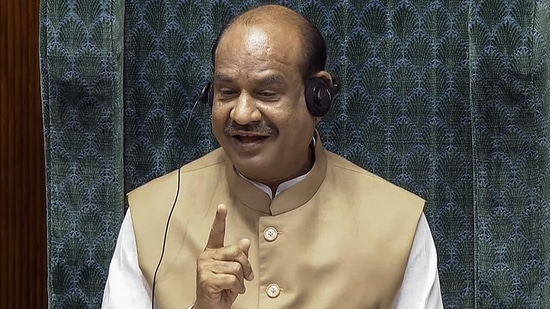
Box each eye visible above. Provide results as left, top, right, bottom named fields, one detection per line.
left=257, top=90, right=277, bottom=99
left=219, top=88, right=238, bottom=97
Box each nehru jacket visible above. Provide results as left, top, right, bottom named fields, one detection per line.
left=129, top=136, right=425, bottom=309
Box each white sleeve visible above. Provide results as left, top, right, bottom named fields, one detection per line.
left=101, top=209, right=154, bottom=309
left=393, top=213, right=444, bottom=309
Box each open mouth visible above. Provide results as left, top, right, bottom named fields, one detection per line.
left=234, top=135, right=269, bottom=143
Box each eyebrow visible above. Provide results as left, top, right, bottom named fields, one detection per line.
left=259, top=74, right=285, bottom=85
left=214, top=74, right=286, bottom=86
left=214, top=74, right=233, bottom=83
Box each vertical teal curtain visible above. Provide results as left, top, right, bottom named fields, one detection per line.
left=40, top=0, right=125, bottom=307
left=470, top=0, right=550, bottom=306
left=40, top=0, right=550, bottom=308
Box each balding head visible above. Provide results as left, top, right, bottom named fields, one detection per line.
left=233, top=4, right=308, bottom=28
left=212, top=4, right=327, bottom=83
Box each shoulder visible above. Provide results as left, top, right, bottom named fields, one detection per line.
left=324, top=150, right=424, bottom=205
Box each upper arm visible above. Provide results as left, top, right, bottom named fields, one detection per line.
left=392, top=213, right=444, bottom=309
left=101, top=209, right=153, bottom=309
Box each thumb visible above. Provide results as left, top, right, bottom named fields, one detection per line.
left=237, top=238, right=254, bottom=281
left=237, top=238, right=251, bottom=256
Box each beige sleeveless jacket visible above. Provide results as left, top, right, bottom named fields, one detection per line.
left=129, top=137, right=424, bottom=309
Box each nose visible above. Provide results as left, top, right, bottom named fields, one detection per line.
left=230, top=92, right=261, bottom=125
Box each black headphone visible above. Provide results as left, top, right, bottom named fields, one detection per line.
left=199, top=76, right=340, bottom=117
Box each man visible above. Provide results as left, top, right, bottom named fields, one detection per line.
left=102, top=4, right=443, bottom=309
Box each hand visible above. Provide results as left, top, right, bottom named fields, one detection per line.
left=194, top=204, right=254, bottom=309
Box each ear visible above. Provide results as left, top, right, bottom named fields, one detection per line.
left=313, top=70, right=333, bottom=87
left=309, top=70, right=334, bottom=123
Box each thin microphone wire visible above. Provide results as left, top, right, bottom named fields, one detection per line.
left=151, top=168, right=180, bottom=309
left=150, top=96, right=203, bottom=309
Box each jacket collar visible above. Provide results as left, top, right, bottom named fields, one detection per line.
left=226, top=132, right=327, bottom=215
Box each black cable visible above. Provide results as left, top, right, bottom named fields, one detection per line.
left=151, top=167, right=181, bottom=309
left=150, top=96, right=202, bottom=308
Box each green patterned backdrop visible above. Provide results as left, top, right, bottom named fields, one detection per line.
left=40, top=0, right=550, bottom=308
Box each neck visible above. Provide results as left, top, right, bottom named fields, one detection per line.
left=265, top=145, right=315, bottom=196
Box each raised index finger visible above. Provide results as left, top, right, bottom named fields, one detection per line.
left=205, top=204, right=227, bottom=249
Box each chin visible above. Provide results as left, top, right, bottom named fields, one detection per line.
left=232, top=157, right=272, bottom=178
left=233, top=157, right=265, bottom=171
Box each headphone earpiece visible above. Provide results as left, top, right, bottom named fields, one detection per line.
left=304, top=77, right=338, bottom=117
left=200, top=83, right=213, bottom=107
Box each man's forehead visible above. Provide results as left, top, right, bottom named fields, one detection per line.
left=242, top=27, right=270, bottom=50
left=216, top=24, right=301, bottom=62
left=218, top=23, right=297, bottom=48
left=216, top=26, right=271, bottom=56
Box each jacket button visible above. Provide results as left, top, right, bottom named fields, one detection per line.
left=263, top=227, right=278, bottom=241
left=266, top=283, right=281, bottom=298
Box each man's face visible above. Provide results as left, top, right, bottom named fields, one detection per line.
left=211, top=23, right=318, bottom=187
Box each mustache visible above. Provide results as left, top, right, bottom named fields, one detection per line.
left=224, top=121, right=278, bottom=136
